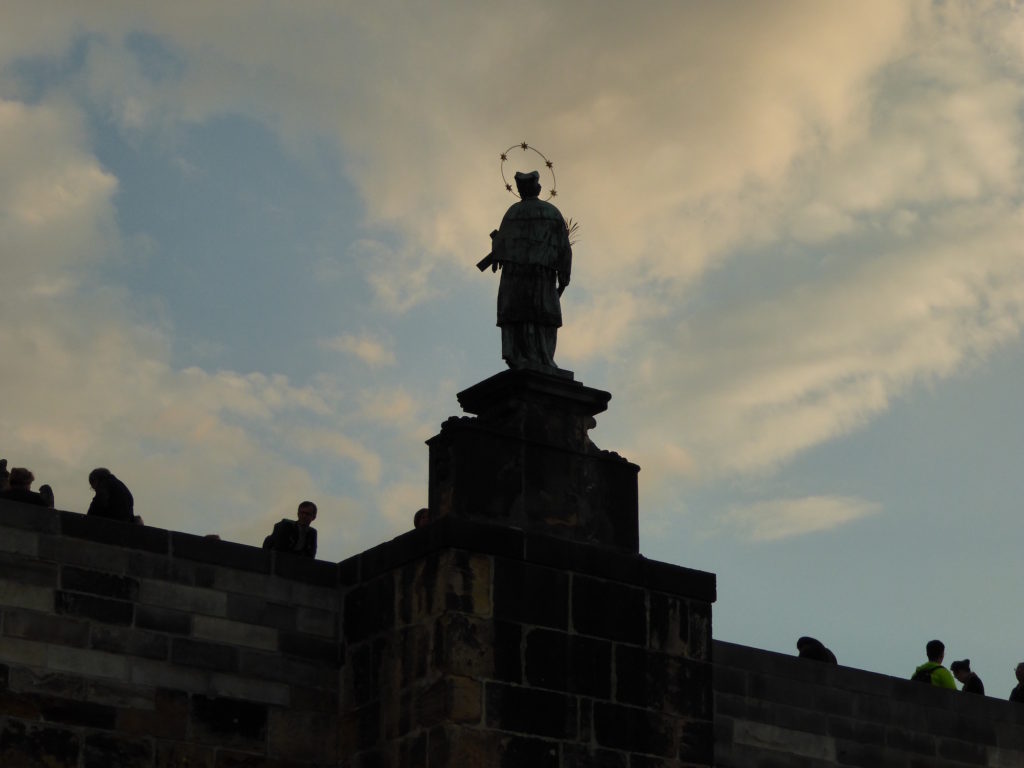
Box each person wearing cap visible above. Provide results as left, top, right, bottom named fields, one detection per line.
left=487, top=170, right=572, bottom=370
left=911, top=639, right=957, bottom=689
left=1010, top=663, right=1024, bottom=703
left=950, top=659, right=985, bottom=694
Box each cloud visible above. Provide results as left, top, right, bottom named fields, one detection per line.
left=715, top=495, right=882, bottom=541
left=320, top=331, right=396, bottom=368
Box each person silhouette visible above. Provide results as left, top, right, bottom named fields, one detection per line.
left=950, top=659, right=984, bottom=694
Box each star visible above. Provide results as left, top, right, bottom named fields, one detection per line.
left=520, top=142, right=529, bottom=150
left=500, top=153, right=507, bottom=161
left=506, top=184, right=513, bottom=192
left=546, top=160, right=553, bottom=168
left=550, top=189, right=558, bottom=196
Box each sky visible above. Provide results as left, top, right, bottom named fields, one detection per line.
left=2, top=1, right=1024, bottom=697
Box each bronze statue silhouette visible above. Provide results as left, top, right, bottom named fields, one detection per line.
left=479, top=170, right=572, bottom=371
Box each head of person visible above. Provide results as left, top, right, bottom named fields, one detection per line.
left=296, top=501, right=317, bottom=528
left=950, top=659, right=971, bottom=682
left=38, top=484, right=54, bottom=508
left=88, top=467, right=112, bottom=491
left=8, top=467, right=34, bottom=490
left=1016, top=663, right=1024, bottom=685
left=796, top=637, right=819, bottom=653
left=413, top=507, right=430, bottom=529
left=514, top=170, right=542, bottom=200
left=0, top=458, right=8, bottom=490
left=926, top=639, right=945, bottom=663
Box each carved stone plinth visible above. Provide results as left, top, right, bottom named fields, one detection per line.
left=427, top=369, right=640, bottom=552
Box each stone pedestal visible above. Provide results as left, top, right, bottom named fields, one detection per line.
left=427, top=369, right=640, bottom=553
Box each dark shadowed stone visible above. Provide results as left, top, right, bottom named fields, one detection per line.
left=572, top=575, right=646, bottom=644
left=500, top=735, right=559, bottom=768
left=54, top=590, right=133, bottom=625
left=191, top=695, right=267, bottom=750
left=493, top=557, right=568, bottom=629
left=61, top=566, right=139, bottom=600
left=344, top=574, right=395, bottom=643
left=39, top=698, right=117, bottom=729
left=493, top=620, right=523, bottom=684
left=485, top=682, right=577, bottom=739
left=172, top=638, right=239, bottom=672
left=91, top=625, right=169, bottom=659
left=83, top=733, right=152, bottom=768
left=155, top=741, right=215, bottom=768
left=171, top=532, right=271, bottom=573
left=592, top=702, right=676, bottom=756
left=0, top=719, right=79, bottom=767
left=561, top=744, right=628, bottom=768
left=60, top=511, right=169, bottom=553
left=225, top=594, right=297, bottom=632
left=4, top=610, right=90, bottom=647
left=135, top=604, right=192, bottom=635
left=0, top=552, right=58, bottom=586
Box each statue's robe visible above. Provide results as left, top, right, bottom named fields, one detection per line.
left=492, top=197, right=572, bottom=368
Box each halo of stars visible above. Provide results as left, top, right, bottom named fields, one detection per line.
left=500, top=142, right=558, bottom=200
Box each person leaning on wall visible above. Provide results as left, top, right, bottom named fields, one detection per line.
left=950, top=659, right=985, bottom=695
left=86, top=468, right=135, bottom=523
left=0, top=467, right=48, bottom=507
left=262, top=501, right=318, bottom=558
left=1010, top=663, right=1024, bottom=703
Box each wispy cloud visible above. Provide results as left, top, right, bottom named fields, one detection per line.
left=320, top=331, right=396, bottom=368
left=716, top=496, right=882, bottom=542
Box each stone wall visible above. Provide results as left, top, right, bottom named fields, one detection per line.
left=0, top=499, right=341, bottom=768
left=714, top=640, right=1024, bottom=768
left=340, top=516, right=716, bottom=767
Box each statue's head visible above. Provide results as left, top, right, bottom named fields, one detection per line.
left=514, top=170, right=542, bottom=199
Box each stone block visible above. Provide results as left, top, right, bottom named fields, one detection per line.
left=592, top=702, right=677, bottom=757
left=885, top=725, right=936, bottom=756
left=4, top=609, right=89, bottom=647
left=0, top=529, right=38, bottom=557
left=39, top=535, right=131, bottom=574
left=345, top=574, right=396, bottom=643
left=0, top=552, right=53, bottom=584
left=493, top=620, right=523, bottom=684
left=272, top=552, right=339, bottom=586
left=340, top=703, right=381, bottom=753
left=0, top=636, right=48, bottom=667
left=572, top=575, right=646, bottom=645
left=83, top=732, right=153, bottom=768
left=118, top=689, right=189, bottom=739
left=60, top=511, right=169, bottom=553
left=193, top=615, right=278, bottom=652
left=485, top=682, right=577, bottom=740
left=139, top=580, right=228, bottom=617
left=61, top=566, right=140, bottom=601
left=47, top=645, right=130, bottom=682
left=938, top=736, right=988, bottom=765
left=349, top=637, right=390, bottom=707
left=493, top=557, right=568, bottom=629
left=84, top=678, right=154, bottom=708
left=155, top=740, right=215, bottom=768
left=226, top=594, right=298, bottom=632
left=443, top=551, right=491, bottom=616
left=0, top=501, right=60, bottom=533
left=433, top=613, right=494, bottom=679
left=191, top=694, right=267, bottom=750
left=171, top=532, right=271, bottom=573
left=498, top=733, right=559, bottom=768
left=210, top=673, right=290, bottom=706
left=39, top=696, right=118, bottom=729
left=278, top=631, right=339, bottom=663
left=0, top=580, right=53, bottom=612
left=135, top=604, right=193, bottom=635
left=648, top=592, right=689, bottom=655
left=238, top=648, right=332, bottom=689
left=268, top=707, right=338, bottom=763
left=54, top=590, right=133, bottom=625
left=295, top=605, right=338, bottom=638
left=129, top=658, right=209, bottom=693
left=560, top=744, right=629, bottom=768
left=128, top=551, right=199, bottom=585
left=172, top=638, right=239, bottom=673
left=679, top=718, right=714, bottom=765
left=289, top=685, right=337, bottom=713
left=417, top=676, right=482, bottom=727
left=91, top=625, right=169, bottom=660
left=9, top=667, right=85, bottom=699
left=525, top=628, right=611, bottom=698
left=0, top=719, right=80, bottom=767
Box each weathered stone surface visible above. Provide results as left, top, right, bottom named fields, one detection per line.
left=155, top=740, right=215, bottom=768
left=485, top=682, right=577, bottom=740
left=82, top=732, right=152, bottom=768
left=268, top=707, right=337, bottom=763
left=118, top=689, right=189, bottom=739
left=191, top=695, right=267, bottom=750
left=0, top=719, right=79, bottom=767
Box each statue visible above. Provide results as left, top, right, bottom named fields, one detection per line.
left=479, top=170, right=572, bottom=370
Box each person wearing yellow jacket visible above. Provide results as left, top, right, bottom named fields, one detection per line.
left=911, top=639, right=957, bottom=689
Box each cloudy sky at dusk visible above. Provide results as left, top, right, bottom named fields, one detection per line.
left=3, top=2, right=1024, bottom=695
